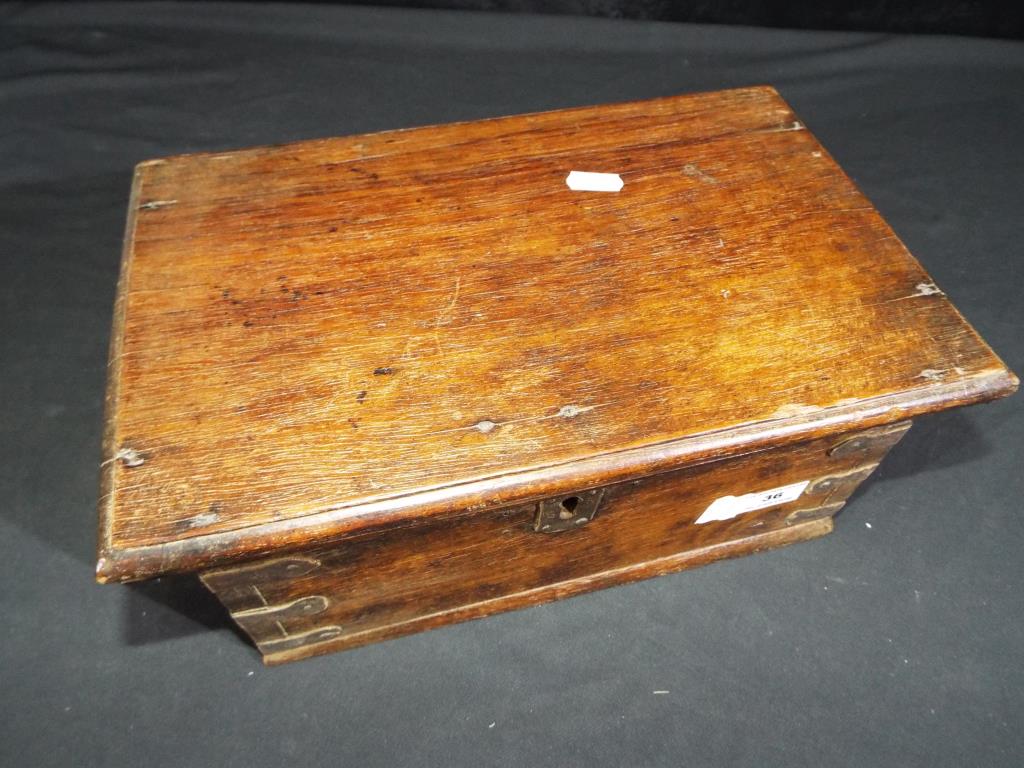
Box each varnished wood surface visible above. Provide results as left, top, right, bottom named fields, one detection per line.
left=202, top=424, right=907, bottom=663
left=261, top=519, right=837, bottom=664
left=98, top=85, right=1016, bottom=581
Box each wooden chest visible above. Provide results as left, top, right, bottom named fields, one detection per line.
left=97, top=86, right=1017, bottom=664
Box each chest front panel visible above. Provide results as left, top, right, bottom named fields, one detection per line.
left=202, top=421, right=910, bottom=664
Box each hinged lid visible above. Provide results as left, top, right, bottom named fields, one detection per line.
left=97, top=86, right=1016, bottom=582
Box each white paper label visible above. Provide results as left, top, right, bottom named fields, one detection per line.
left=695, top=480, right=809, bottom=525
left=565, top=170, right=624, bottom=192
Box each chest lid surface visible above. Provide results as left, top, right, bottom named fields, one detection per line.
left=97, top=85, right=1016, bottom=582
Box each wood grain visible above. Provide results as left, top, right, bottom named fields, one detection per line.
left=97, top=85, right=1016, bottom=582
left=201, top=423, right=907, bottom=663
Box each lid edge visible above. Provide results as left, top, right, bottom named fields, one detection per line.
left=96, top=365, right=1016, bottom=583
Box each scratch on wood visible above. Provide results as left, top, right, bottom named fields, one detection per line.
left=188, top=511, right=220, bottom=528
left=880, top=282, right=946, bottom=304
left=759, top=121, right=804, bottom=134
left=139, top=199, right=178, bottom=210
left=434, top=277, right=462, bottom=356
left=111, top=447, right=145, bottom=468
left=433, top=403, right=606, bottom=437
left=914, top=282, right=943, bottom=297
left=682, top=164, right=718, bottom=184
left=557, top=404, right=596, bottom=419
left=770, top=403, right=823, bottom=419
left=400, top=337, right=417, bottom=361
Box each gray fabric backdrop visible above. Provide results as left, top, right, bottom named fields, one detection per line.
left=1, top=3, right=1021, bottom=766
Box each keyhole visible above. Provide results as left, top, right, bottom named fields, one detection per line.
left=558, top=496, right=581, bottom=519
